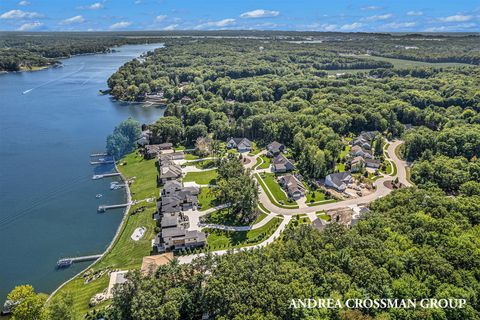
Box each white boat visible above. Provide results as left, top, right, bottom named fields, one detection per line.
left=96, top=194, right=103, bottom=198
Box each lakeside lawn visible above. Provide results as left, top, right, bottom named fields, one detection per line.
left=53, top=151, right=159, bottom=318
left=205, top=207, right=267, bottom=226
left=183, top=170, right=218, bottom=185
left=204, top=217, right=281, bottom=250
left=198, top=187, right=216, bottom=211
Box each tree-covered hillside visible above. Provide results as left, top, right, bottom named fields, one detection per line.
left=105, top=188, right=479, bottom=320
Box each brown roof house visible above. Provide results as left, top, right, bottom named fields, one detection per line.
left=350, top=156, right=365, bottom=172
left=141, top=252, right=174, bottom=275
left=272, top=154, right=295, bottom=173
left=279, top=174, right=306, bottom=200
left=157, top=161, right=182, bottom=184
left=226, top=138, right=252, bottom=152
left=267, top=141, right=285, bottom=157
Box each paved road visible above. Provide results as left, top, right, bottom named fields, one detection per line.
left=386, top=140, right=412, bottom=187
left=177, top=215, right=292, bottom=264
left=199, top=213, right=277, bottom=231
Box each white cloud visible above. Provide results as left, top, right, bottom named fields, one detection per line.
left=322, top=24, right=337, bottom=31
left=155, top=15, right=167, bottom=23
left=60, top=15, right=85, bottom=25
left=17, top=21, right=42, bottom=31
left=363, top=14, right=393, bottom=21
left=18, top=1, right=30, bottom=6
left=438, top=14, right=473, bottom=22
left=163, top=24, right=178, bottom=30
left=424, top=23, right=477, bottom=32
left=195, top=18, right=236, bottom=29
left=340, top=22, right=363, bottom=30
left=406, top=11, right=423, bottom=16
left=109, top=21, right=132, bottom=29
left=383, top=22, right=417, bottom=29
left=240, top=9, right=280, bottom=18
left=79, top=2, right=104, bottom=10
left=362, top=6, right=382, bottom=11
left=0, top=9, right=41, bottom=19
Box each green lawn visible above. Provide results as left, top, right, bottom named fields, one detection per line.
left=254, top=173, right=299, bottom=209
left=204, top=208, right=267, bottom=227
left=183, top=170, right=218, bottom=185
left=258, top=202, right=271, bottom=213
left=262, top=173, right=288, bottom=202
left=336, top=163, right=346, bottom=172
left=306, top=190, right=326, bottom=203
left=53, top=151, right=159, bottom=318
left=316, top=212, right=332, bottom=221
left=258, top=155, right=271, bottom=169
left=339, top=145, right=351, bottom=159
left=184, top=159, right=216, bottom=169
left=184, top=153, right=199, bottom=160
left=204, top=217, right=281, bottom=250
left=198, top=187, right=216, bottom=211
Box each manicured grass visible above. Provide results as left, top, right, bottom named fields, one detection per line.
left=336, top=163, right=346, bottom=172
left=252, top=212, right=267, bottom=225
left=254, top=173, right=299, bottom=209
left=316, top=212, right=332, bottom=221
left=183, top=159, right=215, bottom=169
left=306, top=190, right=326, bottom=203
left=204, top=217, right=281, bottom=250
left=258, top=155, right=271, bottom=169
left=184, top=153, right=200, bottom=160
left=262, top=173, right=289, bottom=202
left=258, top=202, right=271, bottom=213
left=183, top=170, right=218, bottom=185
left=307, top=199, right=336, bottom=207
left=53, top=151, right=159, bottom=318
left=174, top=145, right=186, bottom=151
left=198, top=187, right=216, bottom=211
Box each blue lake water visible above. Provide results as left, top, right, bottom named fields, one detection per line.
left=0, top=43, right=164, bottom=300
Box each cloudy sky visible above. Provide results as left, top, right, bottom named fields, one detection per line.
left=0, top=0, right=479, bottom=32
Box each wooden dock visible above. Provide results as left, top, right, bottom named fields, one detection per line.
left=90, top=153, right=108, bottom=157
left=90, top=160, right=115, bottom=165
left=98, top=202, right=131, bottom=212
left=56, top=254, right=102, bottom=268
left=92, top=172, right=121, bottom=180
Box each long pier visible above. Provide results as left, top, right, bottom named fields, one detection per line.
left=98, top=202, right=131, bottom=212
left=56, top=254, right=102, bottom=268
left=90, top=160, right=115, bottom=165
left=92, top=172, right=121, bottom=180
left=90, top=153, right=108, bottom=157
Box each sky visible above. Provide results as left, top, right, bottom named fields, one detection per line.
left=0, top=0, right=479, bottom=33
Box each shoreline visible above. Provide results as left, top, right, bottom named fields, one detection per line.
left=47, top=162, right=132, bottom=302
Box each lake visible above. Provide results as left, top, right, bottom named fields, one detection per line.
left=0, top=43, right=165, bottom=300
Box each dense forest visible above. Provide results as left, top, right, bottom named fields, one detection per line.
left=107, top=37, right=479, bottom=181
left=0, top=32, right=165, bottom=71
left=101, top=188, right=479, bottom=320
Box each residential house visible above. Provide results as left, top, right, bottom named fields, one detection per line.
left=136, top=129, right=152, bottom=147
left=365, top=158, right=381, bottom=169
left=352, top=131, right=377, bottom=150
left=154, top=227, right=206, bottom=252
left=141, top=252, right=174, bottom=275
left=350, top=156, right=365, bottom=172
left=278, top=174, right=306, bottom=200
left=325, top=172, right=353, bottom=192
left=144, top=144, right=162, bottom=159
left=158, top=142, right=173, bottom=150
left=158, top=161, right=182, bottom=184
left=349, top=145, right=373, bottom=159
left=160, top=212, right=189, bottom=229
left=266, top=141, right=285, bottom=157
left=272, top=154, right=295, bottom=173
left=226, top=137, right=252, bottom=152
left=180, top=96, right=193, bottom=104
left=157, top=190, right=198, bottom=213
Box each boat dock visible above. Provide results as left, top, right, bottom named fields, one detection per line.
left=92, top=172, right=121, bottom=180
left=56, top=254, right=102, bottom=268
left=90, top=153, right=108, bottom=157
left=98, top=202, right=131, bottom=212
left=90, top=160, right=115, bottom=165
